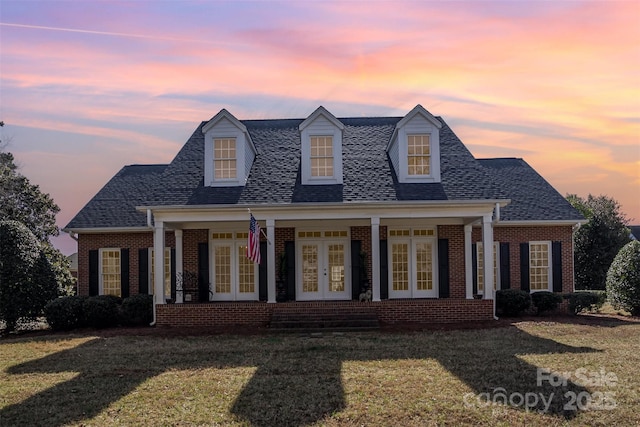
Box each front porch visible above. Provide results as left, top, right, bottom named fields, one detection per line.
left=155, top=299, right=494, bottom=328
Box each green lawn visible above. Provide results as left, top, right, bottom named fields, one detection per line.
left=1, top=317, right=639, bottom=426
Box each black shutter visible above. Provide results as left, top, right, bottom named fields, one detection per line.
left=520, top=242, right=530, bottom=292
left=499, top=242, right=511, bottom=290
left=285, top=241, right=296, bottom=301
left=471, top=244, right=478, bottom=295
left=89, top=250, right=99, bottom=296
left=552, top=241, right=563, bottom=293
left=138, top=248, right=149, bottom=294
left=170, top=248, right=176, bottom=301
left=438, top=238, right=450, bottom=298
left=120, top=249, right=130, bottom=298
left=198, top=242, right=210, bottom=302
left=379, top=240, right=389, bottom=300
left=258, top=241, right=268, bottom=301
left=351, top=240, right=362, bottom=300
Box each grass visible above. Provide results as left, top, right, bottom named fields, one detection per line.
left=1, top=317, right=639, bottom=426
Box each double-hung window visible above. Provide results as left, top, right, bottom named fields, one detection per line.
left=100, top=249, right=121, bottom=296
left=310, top=136, right=334, bottom=177
left=214, top=138, right=237, bottom=179
left=529, top=241, right=551, bottom=291
left=407, top=134, right=430, bottom=176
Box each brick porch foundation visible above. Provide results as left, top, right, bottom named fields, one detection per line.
left=155, top=299, right=494, bottom=328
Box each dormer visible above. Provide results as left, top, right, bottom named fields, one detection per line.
left=202, top=109, right=256, bottom=187
left=387, top=105, right=442, bottom=183
left=299, top=106, right=344, bottom=185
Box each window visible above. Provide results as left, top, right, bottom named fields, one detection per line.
left=214, top=138, right=237, bottom=179
left=388, top=228, right=438, bottom=298
left=310, top=136, right=334, bottom=177
left=150, top=248, right=171, bottom=297
left=210, top=232, right=258, bottom=301
left=477, top=242, right=499, bottom=293
left=407, top=134, right=430, bottom=175
left=530, top=242, right=551, bottom=291
left=100, top=249, right=121, bottom=297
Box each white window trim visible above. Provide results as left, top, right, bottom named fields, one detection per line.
left=209, top=234, right=259, bottom=301
left=213, top=137, right=238, bottom=181
left=148, top=247, right=172, bottom=299
left=476, top=242, right=500, bottom=294
left=529, top=241, right=552, bottom=293
left=295, top=235, right=351, bottom=301
left=98, top=248, right=121, bottom=297
left=299, top=107, right=344, bottom=186
left=388, top=228, right=438, bottom=299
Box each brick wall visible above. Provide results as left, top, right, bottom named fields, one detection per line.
left=155, top=299, right=494, bottom=327
left=472, top=225, right=574, bottom=293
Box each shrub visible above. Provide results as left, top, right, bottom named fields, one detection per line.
left=0, top=220, right=55, bottom=332
left=496, top=289, right=531, bottom=316
left=531, top=291, right=563, bottom=315
left=563, top=291, right=606, bottom=315
left=44, top=296, right=87, bottom=331
left=83, top=295, right=121, bottom=328
left=121, top=294, right=153, bottom=326
left=606, top=240, right=640, bottom=316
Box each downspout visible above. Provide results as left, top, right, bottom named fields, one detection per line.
left=493, top=203, right=500, bottom=320
left=147, top=209, right=157, bottom=326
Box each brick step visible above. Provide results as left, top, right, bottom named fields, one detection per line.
left=270, top=319, right=380, bottom=329
left=269, top=306, right=380, bottom=330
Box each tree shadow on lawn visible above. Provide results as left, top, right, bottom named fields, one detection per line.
left=1, top=326, right=601, bottom=427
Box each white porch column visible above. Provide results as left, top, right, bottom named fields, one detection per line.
left=153, top=221, right=165, bottom=304
left=464, top=224, right=473, bottom=299
left=371, top=217, right=381, bottom=302
left=175, top=229, right=184, bottom=303
left=482, top=214, right=494, bottom=300
left=266, top=219, right=276, bottom=303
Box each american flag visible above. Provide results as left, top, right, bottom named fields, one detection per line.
left=247, top=213, right=261, bottom=264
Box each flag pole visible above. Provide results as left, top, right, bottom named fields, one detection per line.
left=248, top=208, right=272, bottom=245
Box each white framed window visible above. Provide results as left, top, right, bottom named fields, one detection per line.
left=214, top=137, right=237, bottom=180
left=477, top=242, right=499, bottom=293
left=407, top=134, right=430, bottom=176
left=210, top=232, right=258, bottom=301
left=149, top=248, right=172, bottom=298
left=529, top=241, right=551, bottom=292
left=388, top=228, right=438, bottom=298
left=310, top=136, right=334, bottom=177
left=99, top=248, right=121, bottom=297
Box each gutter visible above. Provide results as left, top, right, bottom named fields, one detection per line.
left=147, top=208, right=157, bottom=327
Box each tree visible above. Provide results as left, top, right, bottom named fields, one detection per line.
left=0, top=221, right=59, bottom=331
left=606, top=240, right=640, bottom=316
left=567, top=194, right=631, bottom=290
left=0, top=151, right=60, bottom=242
left=0, top=146, right=74, bottom=331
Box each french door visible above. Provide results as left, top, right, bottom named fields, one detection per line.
left=297, top=240, right=350, bottom=300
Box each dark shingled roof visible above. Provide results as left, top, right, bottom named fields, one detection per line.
left=65, top=115, right=583, bottom=229
left=477, top=158, right=584, bottom=221
left=65, top=164, right=167, bottom=229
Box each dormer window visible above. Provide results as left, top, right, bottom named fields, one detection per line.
left=299, top=106, right=344, bottom=185
left=202, top=109, right=256, bottom=187
left=407, top=134, right=430, bottom=176
left=214, top=138, right=237, bottom=180
left=387, top=105, right=442, bottom=184
left=311, top=136, right=334, bottom=177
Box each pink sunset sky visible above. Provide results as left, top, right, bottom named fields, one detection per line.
left=1, top=0, right=638, bottom=256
